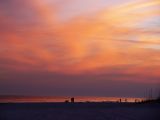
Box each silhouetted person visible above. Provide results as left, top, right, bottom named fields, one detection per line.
left=119, top=98, right=121, bottom=103
left=71, top=97, right=74, bottom=103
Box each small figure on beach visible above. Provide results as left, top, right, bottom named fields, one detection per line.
left=71, top=97, right=74, bottom=103
left=125, top=98, right=127, bottom=102
left=119, top=98, right=121, bottom=103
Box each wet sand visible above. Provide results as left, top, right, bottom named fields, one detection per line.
left=0, top=102, right=160, bottom=120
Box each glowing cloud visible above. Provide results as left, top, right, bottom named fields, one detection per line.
left=0, top=0, right=160, bottom=83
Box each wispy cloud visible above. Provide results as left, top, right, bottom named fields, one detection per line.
left=0, top=0, right=160, bottom=83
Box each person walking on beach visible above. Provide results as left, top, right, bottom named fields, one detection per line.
left=71, top=97, right=74, bottom=103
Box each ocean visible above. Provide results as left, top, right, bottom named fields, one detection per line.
left=0, top=96, right=144, bottom=103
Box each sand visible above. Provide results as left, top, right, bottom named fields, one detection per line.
left=0, top=102, right=160, bottom=120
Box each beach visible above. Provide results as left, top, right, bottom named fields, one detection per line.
left=0, top=102, right=159, bottom=120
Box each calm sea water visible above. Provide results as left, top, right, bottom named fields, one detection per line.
left=0, top=96, right=144, bottom=103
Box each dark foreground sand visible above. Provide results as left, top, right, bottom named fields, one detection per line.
left=0, top=102, right=160, bottom=120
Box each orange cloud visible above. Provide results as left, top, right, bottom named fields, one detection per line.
left=0, top=0, right=160, bottom=83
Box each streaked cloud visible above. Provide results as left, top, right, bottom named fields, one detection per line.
left=0, top=0, right=160, bottom=84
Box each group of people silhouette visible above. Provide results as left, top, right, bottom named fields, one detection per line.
left=65, top=97, right=74, bottom=103
left=65, top=97, right=141, bottom=103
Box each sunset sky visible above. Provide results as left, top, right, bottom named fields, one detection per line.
left=0, top=0, right=160, bottom=98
